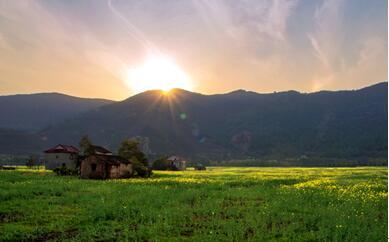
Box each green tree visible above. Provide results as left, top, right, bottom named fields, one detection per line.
left=152, top=156, right=170, bottom=170
left=79, top=135, right=93, bottom=156
left=26, top=155, right=36, bottom=169
left=118, top=139, right=151, bottom=177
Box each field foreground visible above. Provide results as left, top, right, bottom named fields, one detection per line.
left=0, top=167, right=387, bottom=241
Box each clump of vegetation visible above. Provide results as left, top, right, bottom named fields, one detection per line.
left=152, top=156, right=186, bottom=171
left=152, top=156, right=171, bottom=170
left=52, top=166, right=78, bottom=176
left=194, top=163, right=206, bottom=170
left=118, top=139, right=152, bottom=177
left=0, top=166, right=15, bottom=170
left=25, top=155, right=40, bottom=169
left=79, top=135, right=94, bottom=156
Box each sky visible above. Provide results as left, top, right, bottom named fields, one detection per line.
left=0, top=0, right=387, bottom=100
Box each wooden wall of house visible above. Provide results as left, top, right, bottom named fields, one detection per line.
left=80, top=156, right=106, bottom=179
left=107, top=163, right=133, bottom=179
left=109, top=164, right=119, bottom=178
left=118, top=163, right=133, bottom=178
left=80, top=156, right=133, bottom=179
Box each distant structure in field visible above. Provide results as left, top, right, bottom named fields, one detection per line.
left=78, top=145, right=133, bottom=179
left=43, top=144, right=79, bottom=169
left=43, top=143, right=140, bottom=179
left=80, top=153, right=133, bottom=179
left=166, top=156, right=186, bottom=171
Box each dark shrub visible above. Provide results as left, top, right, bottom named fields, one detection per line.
left=53, top=166, right=78, bottom=176
left=152, top=157, right=170, bottom=170
left=194, top=164, right=206, bottom=170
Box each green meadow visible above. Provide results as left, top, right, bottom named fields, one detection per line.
left=0, top=167, right=387, bottom=241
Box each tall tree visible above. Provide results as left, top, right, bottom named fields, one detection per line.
left=79, top=135, right=93, bottom=156
left=118, top=139, right=150, bottom=177
left=26, top=155, right=36, bottom=169
left=118, top=140, right=147, bottom=164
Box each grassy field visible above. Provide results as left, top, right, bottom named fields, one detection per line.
left=0, top=167, right=387, bottom=241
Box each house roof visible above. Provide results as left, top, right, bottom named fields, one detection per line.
left=44, top=144, right=79, bottom=154
left=167, top=156, right=185, bottom=162
left=92, top=154, right=131, bottom=165
left=91, top=145, right=112, bottom=155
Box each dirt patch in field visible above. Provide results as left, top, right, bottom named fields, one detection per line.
left=266, top=219, right=293, bottom=231
left=32, top=228, right=78, bottom=242
left=221, top=196, right=263, bottom=208
left=244, top=227, right=255, bottom=239
left=180, top=228, right=194, bottom=237
left=0, top=211, right=24, bottom=223
left=219, top=211, right=244, bottom=220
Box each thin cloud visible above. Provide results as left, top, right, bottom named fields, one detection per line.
left=0, top=1, right=386, bottom=99
left=193, top=0, right=299, bottom=43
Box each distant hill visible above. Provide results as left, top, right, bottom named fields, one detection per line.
left=0, top=128, right=43, bottom=155
left=0, top=93, right=113, bottom=131
left=33, top=82, right=387, bottom=161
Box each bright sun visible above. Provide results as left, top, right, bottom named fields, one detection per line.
left=125, top=54, right=193, bottom=93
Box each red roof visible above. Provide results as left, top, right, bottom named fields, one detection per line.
left=44, top=144, right=79, bottom=154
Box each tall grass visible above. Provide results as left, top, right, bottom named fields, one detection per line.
left=0, top=167, right=387, bottom=241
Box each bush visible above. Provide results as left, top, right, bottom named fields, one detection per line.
left=135, top=165, right=152, bottom=178
left=118, top=139, right=151, bottom=178
left=194, top=164, right=206, bottom=170
left=53, top=166, right=78, bottom=176
left=132, top=158, right=152, bottom=178
left=152, top=157, right=170, bottom=170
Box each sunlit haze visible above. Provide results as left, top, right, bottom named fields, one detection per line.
left=0, top=1, right=387, bottom=100
left=125, top=54, right=193, bottom=93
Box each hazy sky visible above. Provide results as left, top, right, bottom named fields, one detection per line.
left=0, top=0, right=387, bottom=100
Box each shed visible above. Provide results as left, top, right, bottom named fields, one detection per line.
left=166, top=156, right=186, bottom=171
left=80, top=154, right=133, bottom=179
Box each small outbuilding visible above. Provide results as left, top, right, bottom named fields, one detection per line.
left=43, top=144, right=79, bottom=170
left=80, top=154, right=133, bottom=179
left=90, top=145, right=113, bottom=155
left=166, top=156, right=186, bottom=171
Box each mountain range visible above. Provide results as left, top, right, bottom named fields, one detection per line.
left=0, top=83, right=387, bottom=162
left=0, top=93, right=112, bottom=131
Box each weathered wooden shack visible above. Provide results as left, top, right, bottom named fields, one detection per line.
left=80, top=154, right=133, bottom=179
left=166, top=156, right=186, bottom=171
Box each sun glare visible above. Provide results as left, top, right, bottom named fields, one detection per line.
left=125, top=54, right=193, bottom=94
